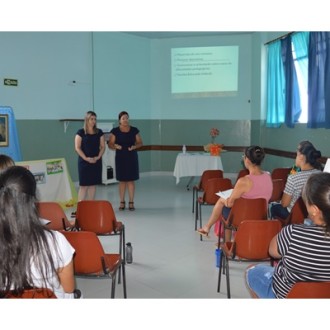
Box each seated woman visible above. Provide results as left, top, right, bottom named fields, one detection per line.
left=0, top=154, right=15, bottom=173
left=270, top=140, right=322, bottom=220
left=197, top=145, right=273, bottom=239
left=246, top=172, right=330, bottom=298
left=0, top=166, right=77, bottom=298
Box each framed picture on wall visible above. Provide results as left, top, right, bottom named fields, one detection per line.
left=0, top=114, right=8, bottom=147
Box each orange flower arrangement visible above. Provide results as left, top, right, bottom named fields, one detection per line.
left=204, top=128, right=223, bottom=155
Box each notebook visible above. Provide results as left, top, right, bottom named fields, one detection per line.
left=216, top=188, right=233, bottom=200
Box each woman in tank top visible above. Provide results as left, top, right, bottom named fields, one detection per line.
left=197, top=145, right=273, bottom=238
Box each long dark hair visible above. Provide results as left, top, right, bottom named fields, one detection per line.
left=298, top=140, right=323, bottom=170
left=0, top=166, right=60, bottom=296
left=302, top=172, right=330, bottom=234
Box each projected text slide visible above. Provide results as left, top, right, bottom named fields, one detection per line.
left=171, top=46, right=239, bottom=97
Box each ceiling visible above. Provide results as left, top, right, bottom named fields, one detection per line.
left=123, top=31, right=252, bottom=39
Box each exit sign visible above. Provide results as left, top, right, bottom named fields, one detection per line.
left=4, top=78, right=18, bottom=86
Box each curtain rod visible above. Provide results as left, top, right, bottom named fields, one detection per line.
left=264, top=31, right=295, bottom=46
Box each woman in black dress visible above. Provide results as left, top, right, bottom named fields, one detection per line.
left=75, top=111, right=105, bottom=201
left=108, top=111, right=143, bottom=211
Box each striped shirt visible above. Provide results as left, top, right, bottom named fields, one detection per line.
left=272, top=224, right=330, bottom=298
left=284, top=169, right=321, bottom=212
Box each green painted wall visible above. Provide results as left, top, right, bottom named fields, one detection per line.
left=17, top=118, right=330, bottom=183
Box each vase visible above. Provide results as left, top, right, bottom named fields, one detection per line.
left=210, top=144, right=221, bottom=156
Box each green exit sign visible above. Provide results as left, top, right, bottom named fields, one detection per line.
left=4, top=78, right=18, bottom=86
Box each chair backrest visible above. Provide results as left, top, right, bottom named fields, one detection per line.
left=269, top=179, right=285, bottom=203
left=76, top=200, right=116, bottom=234
left=36, top=201, right=72, bottom=231
left=235, top=220, right=282, bottom=260
left=286, top=197, right=308, bottom=225
left=198, top=170, right=224, bottom=191
left=287, top=281, right=330, bottom=298
left=62, top=230, right=106, bottom=275
left=234, top=169, right=249, bottom=185
left=227, top=197, right=268, bottom=229
left=271, top=167, right=291, bottom=184
left=202, top=178, right=233, bottom=205
left=6, top=288, right=57, bottom=298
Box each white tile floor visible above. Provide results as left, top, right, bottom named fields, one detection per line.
left=71, top=172, right=252, bottom=299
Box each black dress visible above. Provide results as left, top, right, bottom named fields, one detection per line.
left=76, top=128, right=104, bottom=186
left=111, top=126, right=140, bottom=181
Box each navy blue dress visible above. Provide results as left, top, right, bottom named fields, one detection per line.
left=76, top=128, right=104, bottom=186
left=110, top=126, right=140, bottom=181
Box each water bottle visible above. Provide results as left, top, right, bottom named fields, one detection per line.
left=182, top=144, right=186, bottom=154
left=126, top=242, right=133, bottom=264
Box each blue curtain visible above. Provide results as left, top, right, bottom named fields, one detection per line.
left=281, top=35, right=301, bottom=127
left=308, top=32, right=330, bottom=128
left=292, top=32, right=309, bottom=91
left=266, top=41, right=285, bottom=127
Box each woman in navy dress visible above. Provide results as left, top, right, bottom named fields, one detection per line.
left=75, top=111, right=105, bottom=201
left=108, top=111, right=143, bottom=211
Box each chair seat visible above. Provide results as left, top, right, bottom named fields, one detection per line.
left=5, top=288, right=57, bottom=298
left=105, top=254, right=122, bottom=273
left=62, top=231, right=127, bottom=298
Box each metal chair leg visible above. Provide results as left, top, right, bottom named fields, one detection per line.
left=192, top=188, right=195, bottom=213
left=225, top=256, right=231, bottom=298
left=195, top=199, right=199, bottom=230
left=122, top=261, right=127, bottom=298
left=111, top=274, right=116, bottom=298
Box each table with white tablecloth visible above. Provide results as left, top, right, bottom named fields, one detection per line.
left=173, top=153, right=223, bottom=188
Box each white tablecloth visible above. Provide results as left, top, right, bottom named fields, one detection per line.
left=173, top=153, right=223, bottom=184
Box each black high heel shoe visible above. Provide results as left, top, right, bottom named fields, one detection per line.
left=129, top=202, right=135, bottom=211
left=119, top=201, right=125, bottom=211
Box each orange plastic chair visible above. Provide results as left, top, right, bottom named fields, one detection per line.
left=233, top=168, right=249, bottom=186
left=76, top=200, right=125, bottom=257
left=75, top=200, right=126, bottom=283
left=5, top=288, right=57, bottom=298
left=36, top=201, right=75, bottom=231
left=62, top=230, right=127, bottom=298
left=275, top=197, right=308, bottom=227
left=271, top=167, right=291, bottom=186
left=218, top=219, right=282, bottom=298
left=219, top=197, right=268, bottom=244
left=195, top=178, right=232, bottom=240
left=269, top=179, right=285, bottom=203
left=192, top=169, right=224, bottom=213
left=287, top=281, right=330, bottom=298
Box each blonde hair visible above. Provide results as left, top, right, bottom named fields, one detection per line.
left=83, top=111, right=98, bottom=134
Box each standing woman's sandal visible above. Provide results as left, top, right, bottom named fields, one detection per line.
left=129, top=202, right=135, bottom=211
left=119, top=201, right=125, bottom=211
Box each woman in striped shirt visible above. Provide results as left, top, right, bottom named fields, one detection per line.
left=246, top=172, right=330, bottom=298
left=270, top=140, right=323, bottom=220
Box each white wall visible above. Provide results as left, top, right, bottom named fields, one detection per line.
left=0, top=32, right=93, bottom=119
left=150, top=33, right=253, bottom=120
left=92, top=32, right=151, bottom=120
